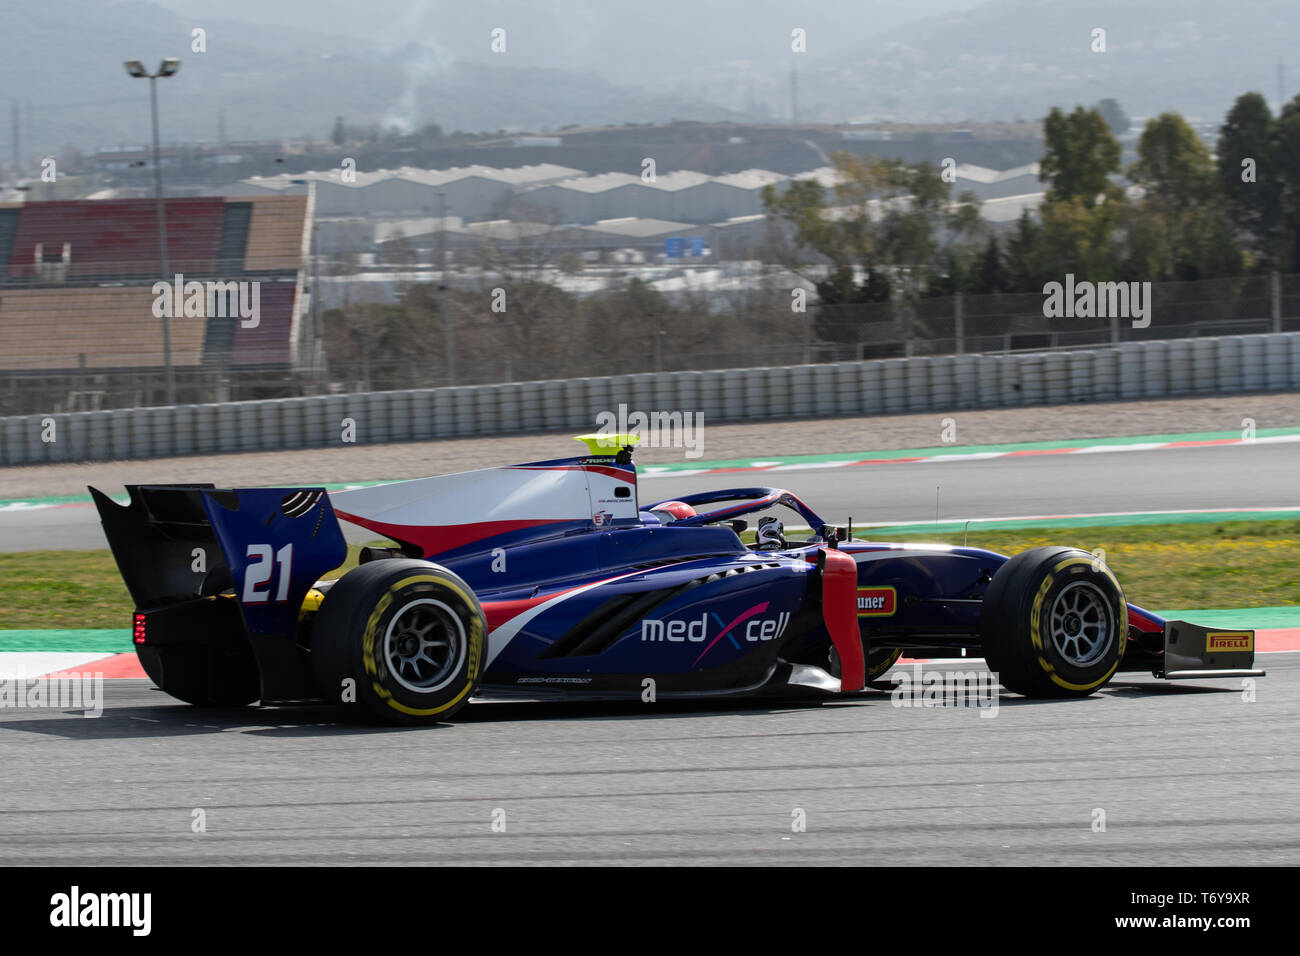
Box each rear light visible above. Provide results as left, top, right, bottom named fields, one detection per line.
left=133, top=612, right=147, bottom=644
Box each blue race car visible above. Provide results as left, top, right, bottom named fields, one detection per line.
left=91, top=435, right=1264, bottom=723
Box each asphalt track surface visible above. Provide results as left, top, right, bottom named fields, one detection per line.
left=1, top=440, right=1298, bottom=552
left=0, top=656, right=1295, bottom=865
left=645, top=440, right=1300, bottom=526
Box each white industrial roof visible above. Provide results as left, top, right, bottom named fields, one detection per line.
left=976, top=192, right=1045, bottom=223
left=582, top=217, right=694, bottom=237
left=713, top=169, right=789, bottom=189
left=533, top=169, right=758, bottom=194
left=790, top=166, right=848, bottom=189
left=465, top=219, right=557, bottom=240
left=541, top=172, right=643, bottom=193
left=240, top=163, right=585, bottom=191
left=373, top=216, right=466, bottom=243
left=953, top=162, right=1041, bottom=184
left=237, top=162, right=1038, bottom=198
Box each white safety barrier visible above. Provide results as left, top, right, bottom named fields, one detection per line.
left=3, top=333, right=1300, bottom=465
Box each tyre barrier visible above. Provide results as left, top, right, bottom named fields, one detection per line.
left=3, top=332, right=1300, bottom=465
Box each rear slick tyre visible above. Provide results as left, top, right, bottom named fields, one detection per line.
left=311, top=559, right=486, bottom=724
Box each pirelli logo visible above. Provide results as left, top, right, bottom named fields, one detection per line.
left=856, top=586, right=897, bottom=617
left=1206, top=631, right=1253, bottom=653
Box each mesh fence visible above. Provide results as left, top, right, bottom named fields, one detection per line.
left=1, top=193, right=1297, bottom=416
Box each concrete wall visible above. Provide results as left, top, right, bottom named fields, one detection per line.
left=3, top=333, right=1299, bottom=465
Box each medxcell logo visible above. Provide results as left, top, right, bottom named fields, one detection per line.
left=856, top=586, right=896, bottom=617
left=641, top=601, right=791, bottom=663
left=641, top=615, right=709, bottom=642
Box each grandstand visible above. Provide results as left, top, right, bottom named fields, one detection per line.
left=0, top=195, right=312, bottom=414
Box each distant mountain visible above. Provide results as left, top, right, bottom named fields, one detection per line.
left=797, top=0, right=1296, bottom=123
left=138, top=0, right=989, bottom=84
left=0, top=0, right=750, bottom=159
left=0, top=0, right=1288, bottom=162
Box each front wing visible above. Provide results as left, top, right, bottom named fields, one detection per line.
left=1156, top=620, right=1266, bottom=680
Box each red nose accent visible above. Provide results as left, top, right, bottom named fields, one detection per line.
left=820, top=548, right=865, bottom=692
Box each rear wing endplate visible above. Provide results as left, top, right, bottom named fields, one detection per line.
left=91, top=485, right=347, bottom=639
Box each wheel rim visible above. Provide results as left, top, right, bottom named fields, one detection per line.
left=866, top=646, right=903, bottom=679
left=383, top=598, right=466, bottom=693
left=1048, top=581, right=1114, bottom=667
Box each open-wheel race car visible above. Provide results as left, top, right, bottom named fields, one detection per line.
left=91, top=435, right=1265, bottom=723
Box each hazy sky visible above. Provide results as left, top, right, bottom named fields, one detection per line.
left=0, top=0, right=1291, bottom=155
left=139, top=0, right=990, bottom=83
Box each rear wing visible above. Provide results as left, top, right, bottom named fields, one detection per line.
left=90, top=485, right=348, bottom=639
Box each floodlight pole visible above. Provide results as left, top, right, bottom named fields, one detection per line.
left=147, top=73, right=176, bottom=406
left=127, top=59, right=180, bottom=405
left=439, top=191, right=456, bottom=386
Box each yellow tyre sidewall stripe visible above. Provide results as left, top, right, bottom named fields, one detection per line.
left=866, top=647, right=903, bottom=681
left=359, top=574, right=485, bottom=717
left=1029, top=555, right=1127, bottom=692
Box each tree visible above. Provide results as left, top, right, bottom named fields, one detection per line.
left=1095, top=98, right=1131, bottom=137
left=761, top=151, right=982, bottom=345
left=973, top=234, right=1007, bottom=294
left=1126, top=112, right=1242, bottom=281
left=1276, top=95, right=1300, bottom=270
left=1036, top=195, right=1126, bottom=281
left=1031, top=106, right=1130, bottom=287
left=1117, top=195, right=1243, bottom=283
left=1216, top=92, right=1282, bottom=267
left=761, top=151, right=978, bottom=292
left=1003, top=209, right=1048, bottom=292
left=1039, top=106, right=1122, bottom=206
left=761, top=177, right=856, bottom=280
left=1128, top=112, right=1214, bottom=203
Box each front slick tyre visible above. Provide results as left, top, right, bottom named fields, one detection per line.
left=311, top=559, right=486, bottom=725
left=980, top=547, right=1126, bottom=698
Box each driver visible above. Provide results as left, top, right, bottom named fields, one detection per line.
left=755, top=515, right=787, bottom=550
left=649, top=500, right=697, bottom=524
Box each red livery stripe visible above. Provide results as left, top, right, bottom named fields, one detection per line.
left=333, top=512, right=566, bottom=555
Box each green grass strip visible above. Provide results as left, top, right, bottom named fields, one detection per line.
left=0, top=629, right=133, bottom=652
